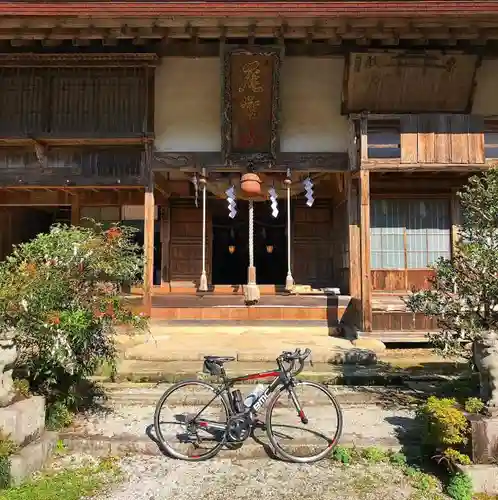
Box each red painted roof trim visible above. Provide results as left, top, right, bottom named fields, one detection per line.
left=1, top=2, right=498, bottom=18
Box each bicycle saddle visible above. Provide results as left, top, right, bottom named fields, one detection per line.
left=204, top=356, right=235, bottom=364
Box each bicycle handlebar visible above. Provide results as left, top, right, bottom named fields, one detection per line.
left=277, top=348, right=312, bottom=376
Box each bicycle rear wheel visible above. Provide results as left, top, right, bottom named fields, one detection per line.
left=153, top=380, right=230, bottom=461
left=266, top=380, right=343, bottom=463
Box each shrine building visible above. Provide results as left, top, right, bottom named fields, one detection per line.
left=1, top=1, right=498, bottom=341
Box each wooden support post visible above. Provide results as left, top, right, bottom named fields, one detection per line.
left=450, top=188, right=462, bottom=259
left=160, top=199, right=171, bottom=289
left=143, top=152, right=155, bottom=315
left=70, top=194, right=80, bottom=226
left=347, top=175, right=361, bottom=328
left=360, top=116, right=368, bottom=164
left=359, top=170, right=372, bottom=332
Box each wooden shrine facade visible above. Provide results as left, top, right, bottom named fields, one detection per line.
left=1, top=1, right=498, bottom=338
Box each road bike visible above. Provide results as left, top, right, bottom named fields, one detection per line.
left=153, top=348, right=343, bottom=463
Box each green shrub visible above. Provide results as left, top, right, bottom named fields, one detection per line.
left=12, top=379, right=30, bottom=399
left=0, top=224, right=148, bottom=410
left=389, top=452, right=408, bottom=467
left=464, top=397, right=485, bottom=414
left=46, top=402, right=74, bottom=431
left=417, top=396, right=469, bottom=448
left=446, top=472, right=473, bottom=500
left=332, top=445, right=352, bottom=465
left=0, top=431, right=18, bottom=489
left=361, top=446, right=389, bottom=464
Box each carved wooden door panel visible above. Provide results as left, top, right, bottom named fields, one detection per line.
left=292, top=200, right=333, bottom=288
left=169, top=201, right=204, bottom=285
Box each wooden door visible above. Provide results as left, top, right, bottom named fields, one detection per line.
left=292, top=199, right=334, bottom=287
left=168, top=200, right=204, bottom=286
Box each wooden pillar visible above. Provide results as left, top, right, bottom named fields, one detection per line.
left=450, top=188, right=462, bottom=258
left=70, top=194, right=80, bottom=226
left=359, top=170, right=372, bottom=332
left=347, top=175, right=361, bottom=327
left=143, top=151, right=155, bottom=314
left=160, top=199, right=171, bottom=289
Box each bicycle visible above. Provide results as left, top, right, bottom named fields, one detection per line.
left=153, top=348, right=343, bottom=463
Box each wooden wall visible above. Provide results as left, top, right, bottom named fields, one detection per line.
left=400, top=114, right=485, bottom=165
left=371, top=269, right=435, bottom=292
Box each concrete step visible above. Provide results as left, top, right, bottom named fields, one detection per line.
left=103, top=383, right=422, bottom=408
left=60, top=432, right=416, bottom=460
left=98, top=359, right=469, bottom=385
left=64, top=400, right=420, bottom=460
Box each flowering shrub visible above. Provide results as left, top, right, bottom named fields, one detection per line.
left=0, top=223, right=147, bottom=409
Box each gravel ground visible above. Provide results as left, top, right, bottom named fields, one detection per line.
left=72, top=403, right=416, bottom=445
left=90, top=454, right=433, bottom=500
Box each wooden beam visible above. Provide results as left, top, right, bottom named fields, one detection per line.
left=71, top=193, right=80, bottom=226
left=347, top=175, right=361, bottom=329
left=359, top=170, right=372, bottom=332
left=143, top=152, right=155, bottom=315
left=160, top=200, right=171, bottom=288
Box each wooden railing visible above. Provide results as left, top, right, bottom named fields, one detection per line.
left=0, top=146, right=145, bottom=186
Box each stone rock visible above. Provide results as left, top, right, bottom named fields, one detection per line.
left=9, top=431, right=58, bottom=486
left=352, top=338, right=387, bottom=353
left=0, top=396, right=45, bottom=445
left=0, top=329, right=18, bottom=407
left=473, top=330, right=498, bottom=410
left=468, top=413, right=498, bottom=465
left=458, top=464, right=498, bottom=495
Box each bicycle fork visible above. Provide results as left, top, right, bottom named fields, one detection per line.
left=287, top=385, right=309, bottom=425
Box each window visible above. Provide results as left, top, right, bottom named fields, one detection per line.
left=367, top=120, right=401, bottom=159
left=371, top=199, right=451, bottom=269
left=484, top=121, right=498, bottom=159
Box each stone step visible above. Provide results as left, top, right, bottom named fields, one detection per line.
left=60, top=432, right=416, bottom=461
left=103, top=383, right=421, bottom=408
left=100, top=359, right=467, bottom=386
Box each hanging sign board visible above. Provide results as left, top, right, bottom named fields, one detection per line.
left=222, top=46, right=282, bottom=166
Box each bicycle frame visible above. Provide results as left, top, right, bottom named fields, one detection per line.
left=193, top=365, right=307, bottom=431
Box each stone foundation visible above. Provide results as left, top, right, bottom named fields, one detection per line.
left=0, top=396, right=56, bottom=486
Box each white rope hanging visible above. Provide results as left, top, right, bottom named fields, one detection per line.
left=199, top=175, right=208, bottom=292
left=285, top=169, right=294, bottom=291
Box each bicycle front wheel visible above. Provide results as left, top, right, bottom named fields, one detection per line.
left=266, top=380, right=343, bottom=463
left=153, top=380, right=230, bottom=461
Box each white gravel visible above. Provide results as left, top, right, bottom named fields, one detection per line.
left=92, top=455, right=424, bottom=500
left=73, top=403, right=416, bottom=444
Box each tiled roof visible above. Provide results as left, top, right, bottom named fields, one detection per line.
left=0, top=1, right=497, bottom=18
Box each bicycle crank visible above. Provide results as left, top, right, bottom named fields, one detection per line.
left=225, top=414, right=252, bottom=442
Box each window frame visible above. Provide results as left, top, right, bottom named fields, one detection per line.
left=370, top=198, right=451, bottom=271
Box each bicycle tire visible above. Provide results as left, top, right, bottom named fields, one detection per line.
left=153, top=379, right=230, bottom=461
left=265, top=380, right=343, bottom=463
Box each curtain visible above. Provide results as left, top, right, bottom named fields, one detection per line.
left=371, top=199, right=451, bottom=269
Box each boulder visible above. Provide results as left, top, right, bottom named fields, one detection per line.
left=352, top=338, right=387, bottom=353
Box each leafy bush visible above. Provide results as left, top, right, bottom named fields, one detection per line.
left=446, top=472, right=473, bottom=500
left=406, top=168, right=498, bottom=358
left=0, top=431, right=18, bottom=489
left=0, top=223, right=148, bottom=413
left=332, top=445, right=352, bottom=465
left=417, top=396, right=469, bottom=448
left=464, top=397, right=485, bottom=414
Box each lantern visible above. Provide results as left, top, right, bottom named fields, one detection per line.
left=240, top=172, right=262, bottom=197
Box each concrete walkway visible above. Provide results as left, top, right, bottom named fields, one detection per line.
left=62, top=385, right=420, bottom=460
left=117, top=325, right=365, bottom=363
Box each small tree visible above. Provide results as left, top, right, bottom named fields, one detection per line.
left=406, top=168, right=498, bottom=359
left=0, top=223, right=147, bottom=410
